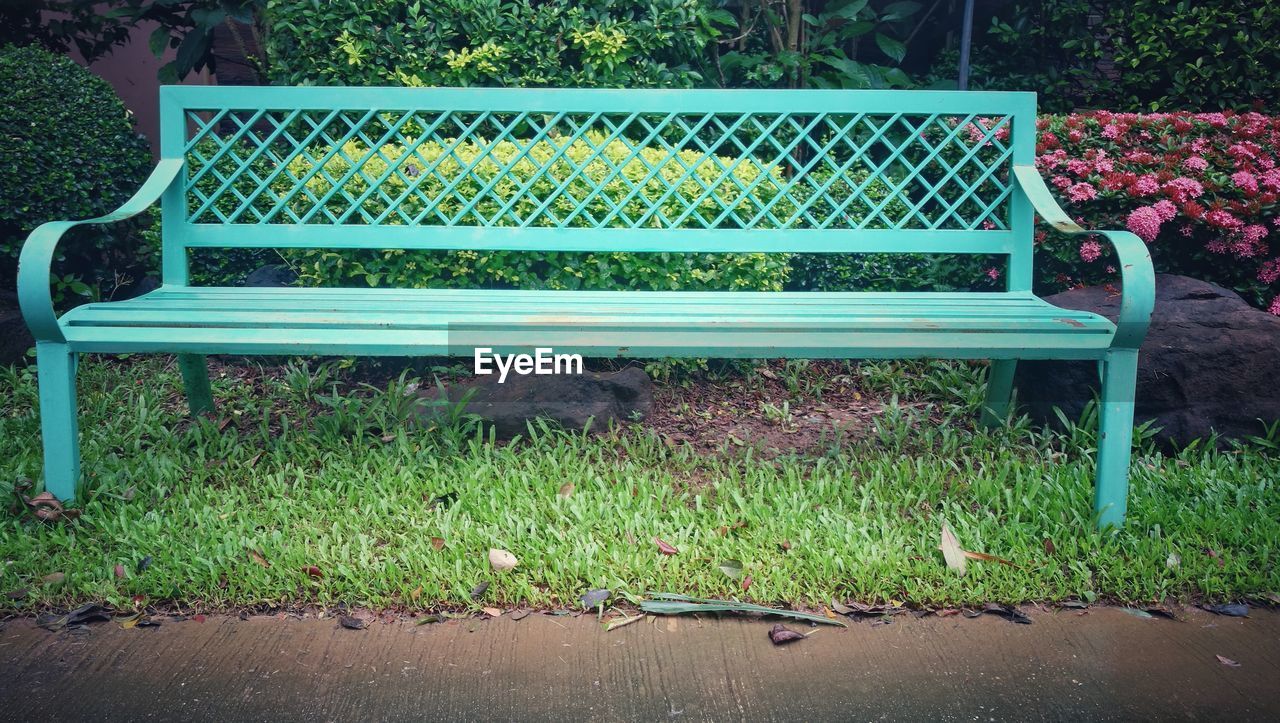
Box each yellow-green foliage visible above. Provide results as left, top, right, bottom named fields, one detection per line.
left=283, top=134, right=793, bottom=291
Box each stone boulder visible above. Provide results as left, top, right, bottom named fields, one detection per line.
left=1015, top=274, right=1280, bottom=448
left=416, top=367, right=654, bottom=438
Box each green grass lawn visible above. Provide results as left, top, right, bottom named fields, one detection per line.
left=1, top=355, right=1277, bottom=613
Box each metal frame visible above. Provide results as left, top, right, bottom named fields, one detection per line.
left=18, top=87, right=1153, bottom=528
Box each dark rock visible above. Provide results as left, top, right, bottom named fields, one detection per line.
left=416, top=367, right=654, bottom=438
left=1016, top=274, right=1280, bottom=448
left=244, top=265, right=296, bottom=288
left=0, top=291, right=34, bottom=366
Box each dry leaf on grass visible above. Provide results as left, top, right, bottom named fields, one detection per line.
left=939, top=523, right=967, bottom=576
left=489, top=548, right=518, bottom=571
left=654, top=537, right=679, bottom=555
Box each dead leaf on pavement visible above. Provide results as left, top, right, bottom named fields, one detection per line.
left=37, top=603, right=110, bottom=632
left=510, top=609, right=532, bottom=621
left=654, top=537, right=678, bottom=555
left=981, top=602, right=1032, bottom=624
left=768, top=624, right=807, bottom=645
left=940, top=523, right=967, bottom=576
left=1203, top=603, right=1249, bottom=617
left=606, top=614, right=645, bottom=631
left=338, top=615, right=367, bottom=630
left=1216, top=654, right=1241, bottom=668
left=481, top=607, right=502, bottom=618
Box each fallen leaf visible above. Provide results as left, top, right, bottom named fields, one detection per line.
left=558, top=482, right=574, bottom=498
left=741, top=575, right=752, bottom=591
left=431, top=537, right=445, bottom=551
left=779, top=540, right=791, bottom=551
left=580, top=589, right=611, bottom=609
left=410, top=586, right=422, bottom=601
left=1204, top=548, right=1225, bottom=568
left=36, top=603, right=110, bottom=632
left=481, top=607, right=502, bottom=618
left=768, top=624, right=806, bottom=645
left=248, top=549, right=270, bottom=568
left=427, top=492, right=458, bottom=510
left=606, top=613, right=644, bottom=631
left=1266, top=592, right=1280, bottom=605
left=654, top=537, right=678, bottom=555
left=831, top=600, right=854, bottom=615
left=962, top=550, right=1020, bottom=568
left=338, top=615, right=367, bottom=630
left=117, top=611, right=151, bottom=629
left=415, top=613, right=445, bottom=625
left=21, top=491, right=80, bottom=523
left=301, top=565, right=323, bottom=579
left=1203, top=603, right=1249, bottom=618
left=5, top=588, right=28, bottom=600
left=488, top=548, right=518, bottom=572
left=936, top=608, right=961, bottom=617
left=1061, top=600, right=1089, bottom=609
left=470, top=581, right=490, bottom=599
left=41, top=572, right=65, bottom=586
left=1166, top=552, right=1181, bottom=569
left=1121, top=608, right=1154, bottom=619
left=1216, top=654, right=1241, bottom=668
left=113, top=564, right=126, bottom=579
left=136, top=556, right=152, bottom=574
left=981, top=602, right=1032, bottom=624
left=510, top=609, right=532, bottom=621
left=640, top=594, right=845, bottom=627
left=940, top=523, right=967, bottom=576
left=717, top=559, right=743, bottom=580
left=122, top=486, right=136, bottom=501
left=193, top=614, right=206, bottom=623
left=1043, top=538, right=1056, bottom=556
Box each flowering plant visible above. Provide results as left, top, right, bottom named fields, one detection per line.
left=1034, top=110, right=1279, bottom=314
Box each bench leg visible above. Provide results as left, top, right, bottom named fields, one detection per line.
left=979, top=359, right=1017, bottom=428
left=1094, top=350, right=1139, bottom=529
left=178, top=354, right=215, bottom=415
left=36, top=342, right=81, bottom=502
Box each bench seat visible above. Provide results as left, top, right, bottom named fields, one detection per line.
left=59, top=288, right=1115, bottom=359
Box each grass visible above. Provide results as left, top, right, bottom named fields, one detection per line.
left=0, top=355, right=1277, bottom=613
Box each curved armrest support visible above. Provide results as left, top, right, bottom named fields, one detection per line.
left=17, top=159, right=184, bottom=343
left=1013, top=165, right=1155, bottom=349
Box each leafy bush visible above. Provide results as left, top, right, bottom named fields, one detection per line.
left=0, top=43, right=153, bottom=296
left=272, top=134, right=793, bottom=291
left=937, top=1, right=1280, bottom=113
left=263, top=0, right=720, bottom=88
left=1033, top=111, right=1279, bottom=313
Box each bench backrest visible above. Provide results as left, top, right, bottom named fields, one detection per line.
left=159, top=86, right=1037, bottom=289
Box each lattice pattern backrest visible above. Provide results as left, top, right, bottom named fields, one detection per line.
left=165, top=88, right=1034, bottom=238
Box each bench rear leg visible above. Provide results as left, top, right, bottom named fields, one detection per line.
left=1095, top=350, right=1139, bottom=528
left=178, top=354, right=215, bottom=415
left=36, top=342, right=80, bottom=502
left=979, top=359, right=1017, bottom=428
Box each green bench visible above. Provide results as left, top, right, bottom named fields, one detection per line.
left=18, top=86, right=1153, bottom=526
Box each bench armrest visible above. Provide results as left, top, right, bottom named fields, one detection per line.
left=17, top=159, right=184, bottom=343
left=1012, top=164, right=1155, bottom=349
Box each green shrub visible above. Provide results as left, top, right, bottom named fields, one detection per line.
left=0, top=43, right=153, bottom=295
left=935, top=1, right=1280, bottom=113
left=263, top=0, right=720, bottom=88
left=275, top=134, right=792, bottom=291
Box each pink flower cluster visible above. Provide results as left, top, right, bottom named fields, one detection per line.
left=1037, top=110, right=1280, bottom=314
